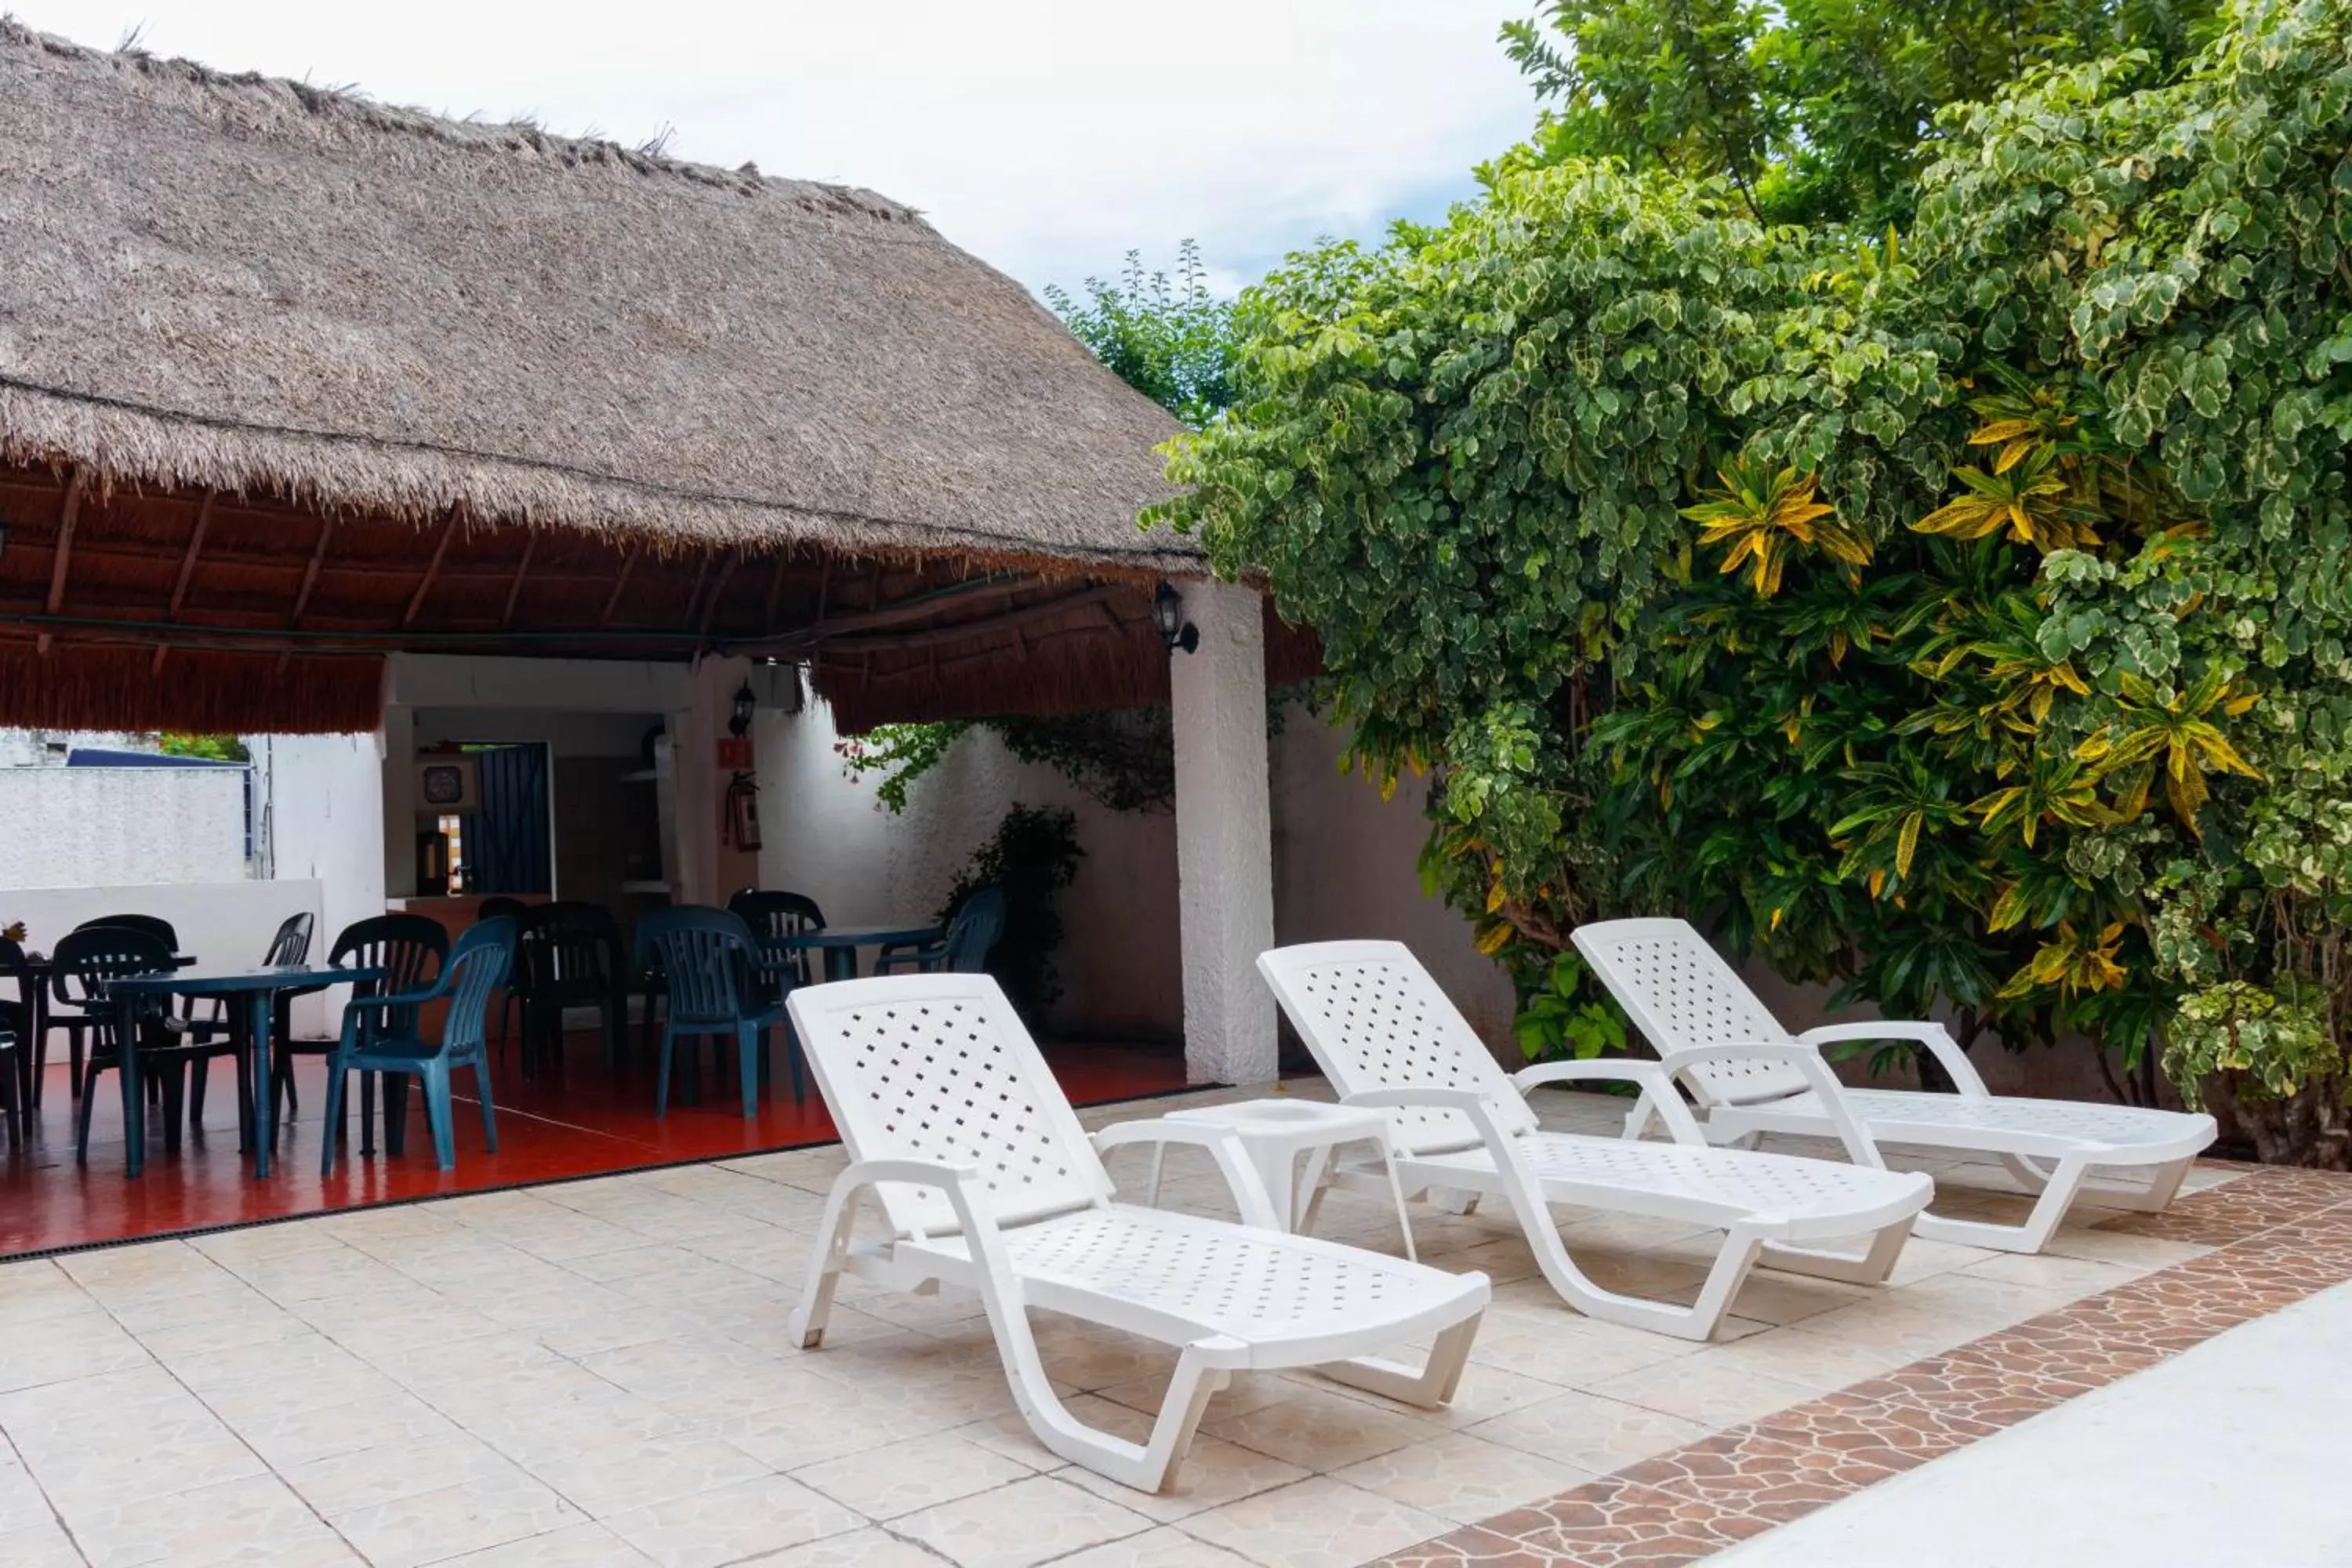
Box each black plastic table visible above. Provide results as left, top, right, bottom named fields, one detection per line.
left=763, top=924, right=942, bottom=984
left=106, top=963, right=381, bottom=1178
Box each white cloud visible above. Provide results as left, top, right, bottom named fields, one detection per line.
left=13, top=0, right=1534, bottom=292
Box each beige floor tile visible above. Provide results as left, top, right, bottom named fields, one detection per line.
left=1402, top=1359, right=1573, bottom=1428
left=64, top=1471, right=358, bottom=1568
left=514, top=1432, right=774, bottom=1518
left=1048, top=1397, right=1307, bottom=1523
left=1658, top=1327, right=1913, bottom=1395
left=2040, top=1226, right=2210, bottom=1268
left=1198, top=1386, right=1439, bottom=1472
left=331, top=1471, right=584, bottom=1568
left=1465, top=1319, right=1693, bottom=1388
left=714, top=1388, right=976, bottom=1471
left=1463, top=1387, right=1711, bottom=1473
left=1582, top=1355, right=1825, bottom=1427
left=793, top=1431, right=1039, bottom=1518
left=1329, top=1430, right=1599, bottom=1524
left=1180, top=1475, right=1451, bottom=1568
left=0, top=1318, right=152, bottom=1395
left=439, top=1521, right=657, bottom=1565
left=211, top=1388, right=460, bottom=1471
left=280, top=1433, right=529, bottom=1516
left=1958, top=1249, right=2151, bottom=1294
left=892, top=1473, right=1152, bottom=1568
left=1052, top=1525, right=1257, bottom=1567
left=601, top=1472, right=862, bottom=1568
left=16, top=1406, right=268, bottom=1508
left=0, top=1517, right=85, bottom=1567
left=0, top=1457, right=56, bottom=1535
left=739, top=1526, right=953, bottom=1566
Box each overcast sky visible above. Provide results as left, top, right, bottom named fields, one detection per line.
left=12, top=1, right=1537, bottom=297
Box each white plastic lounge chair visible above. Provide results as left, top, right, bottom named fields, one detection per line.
left=1573, top=917, right=2218, bottom=1254
left=784, top=972, right=1490, bottom=1493
left=1258, top=942, right=1933, bottom=1341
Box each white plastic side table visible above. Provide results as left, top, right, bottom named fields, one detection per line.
left=1143, top=1098, right=1418, bottom=1261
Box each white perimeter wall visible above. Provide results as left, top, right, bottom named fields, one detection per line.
left=5, top=877, right=326, bottom=1000
left=757, top=696, right=1515, bottom=1051
left=254, top=734, right=387, bottom=1035
left=0, top=768, right=247, bottom=888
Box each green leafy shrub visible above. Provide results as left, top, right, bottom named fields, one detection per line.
left=1156, top=0, right=2352, bottom=1162
left=944, top=804, right=1084, bottom=1023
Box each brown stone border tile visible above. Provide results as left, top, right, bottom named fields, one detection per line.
left=1367, top=1165, right=2352, bottom=1566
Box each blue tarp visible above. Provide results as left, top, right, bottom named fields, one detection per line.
left=64, top=748, right=242, bottom=768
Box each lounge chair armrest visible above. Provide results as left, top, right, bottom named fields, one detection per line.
left=1798, top=1021, right=1988, bottom=1097
left=1512, top=1060, right=1711, bottom=1146
left=1653, top=1041, right=1889, bottom=1168
left=1092, top=1120, right=1284, bottom=1231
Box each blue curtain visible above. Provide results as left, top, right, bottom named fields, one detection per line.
left=466, top=745, right=550, bottom=895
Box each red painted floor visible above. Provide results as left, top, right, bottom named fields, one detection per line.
left=0, top=1029, right=1192, bottom=1258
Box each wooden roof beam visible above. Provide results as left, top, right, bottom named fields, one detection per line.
left=599, top=546, right=639, bottom=626
left=401, top=510, right=461, bottom=628
left=36, top=466, right=87, bottom=655
left=151, top=490, right=216, bottom=675
left=499, top=533, right=538, bottom=629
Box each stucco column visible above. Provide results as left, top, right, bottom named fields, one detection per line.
left=1171, top=577, right=1277, bottom=1084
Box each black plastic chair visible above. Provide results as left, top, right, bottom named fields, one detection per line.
left=180, top=912, right=313, bottom=1121
left=514, top=902, right=627, bottom=1077
left=874, top=885, right=1007, bottom=976
left=636, top=906, right=794, bottom=1117
left=310, top=914, right=448, bottom=1155
left=476, top=898, right=528, bottom=1053
left=726, top=890, right=826, bottom=984
left=323, top=919, right=514, bottom=1174
left=0, top=937, right=34, bottom=1133
left=53, top=925, right=230, bottom=1167
left=44, top=913, right=182, bottom=1102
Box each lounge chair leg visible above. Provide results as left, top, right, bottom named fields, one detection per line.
left=1322, top=1311, right=1481, bottom=1408
left=789, top=1170, right=869, bottom=1350
left=1915, top=1155, right=2091, bottom=1254
left=1998, top=1152, right=2190, bottom=1215
left=1427, top=1188, right=1479, bottom=1216
left=1760, top=1214, right=1914, bottom=1286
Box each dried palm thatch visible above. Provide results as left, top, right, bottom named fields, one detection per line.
left=0, top=19, right=1197, bottom=575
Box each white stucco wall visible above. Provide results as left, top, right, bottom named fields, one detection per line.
left=253, top=733, right=388, bottom=1034
left=756, top=699, right=1185, bottom=1041
left=4, top=879, right=325, bottom=988
left=0, top=768, right=248, bottom=888
left=1269, top=703, right=1519, bottom=1047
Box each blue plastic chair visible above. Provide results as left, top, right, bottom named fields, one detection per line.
left=874, top=884, right=1007, bottom=975
left=303, top=914, right=447, bottom=1152
left=636, top=906, right=795, bottom=1118
left=321, top=918, right=512, bottom=1174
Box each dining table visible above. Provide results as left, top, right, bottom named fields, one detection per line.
left=762, top=922, right=944, bottom=985
left=105, top=962, right=382, bottom=1179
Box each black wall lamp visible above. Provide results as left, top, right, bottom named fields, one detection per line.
left=1155, top=583, right=1199, bottom=655
left=728, top=680, right=757, bottom=739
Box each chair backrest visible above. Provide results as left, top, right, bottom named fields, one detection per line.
left=1256, top=941, right=1541, bottom=1157
left=1571, top=918, right=1809, bottom=1105
left=48, top=925, right=175, bottom=1014
left=330, top=914, right=449, bottom=1036
left=476, top=897, right=528, bottom=924
left=438, top=919, right=518, bottom=1058
left=0, top=936, right=34, bottom=1026
left=75, top=913, right=178, bottom=949
left=788, top=972, right=1113, bottom=1238
left=635, top=906, right=759, bottom=1023
left=940, top=884, right=1007, bottom=974
left=263, top=912, right=314, bottom=967
left=517, top=902, right=622, bottom=996
left=727, top=889, right=826, bottom=941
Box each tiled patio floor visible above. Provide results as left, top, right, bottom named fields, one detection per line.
left=0, top=1082, right=2340, bottom=1568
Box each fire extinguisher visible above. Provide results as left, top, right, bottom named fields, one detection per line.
left=723, top=771, right=762, bottom=851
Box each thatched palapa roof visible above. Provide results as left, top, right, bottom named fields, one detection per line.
left=0, top=20, right=1265, bottom=732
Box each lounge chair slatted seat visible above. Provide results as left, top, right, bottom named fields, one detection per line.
left=784, top=972, right=1490, bottom=1493
left=1259, top=941, right=1935, bottom=1341
left=1573, top=917, right=2217, bottom=1254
